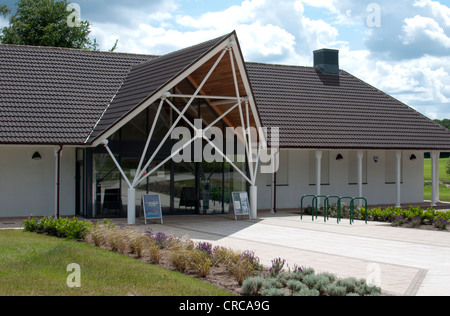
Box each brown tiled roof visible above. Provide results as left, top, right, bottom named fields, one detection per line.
left=87, top=33, right=232, bottom=142
left=1, top=38, right=450, bottom=150
left=0, top=44, right=153, bottom=144
left=246, top=62, right=450, bottom=150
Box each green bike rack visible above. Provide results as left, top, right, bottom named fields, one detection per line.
left=300, top=195, right=316, bottom=220
left=312, top=195, right=329, bottom=222
left=350, top=197, right=368, bottom=224
left=337, top=197, right=354, bottom=224
left=324, top=196, right=340, bottom=222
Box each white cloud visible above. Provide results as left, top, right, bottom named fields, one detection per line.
left=414, top=0, right=450, bottom=27
left=87, top=0, right=450, bottom=120
left=401, top=15, right=450, bottom=48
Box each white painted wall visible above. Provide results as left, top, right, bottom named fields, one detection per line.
left=257, top=149, right=425, bottom=210
left=0, top=146, right=76, bottom=217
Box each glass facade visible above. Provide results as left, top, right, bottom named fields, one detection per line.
left=80, top=93, right=249, bottom=218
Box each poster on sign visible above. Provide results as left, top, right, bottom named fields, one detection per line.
left=231, top=192, right=251, bottom=220
left=141, top=194, right=163, bottom=224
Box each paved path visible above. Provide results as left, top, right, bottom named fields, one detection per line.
left=132, top=213, right=450, bottom=296
left=3, top=213, right=450, bottom=296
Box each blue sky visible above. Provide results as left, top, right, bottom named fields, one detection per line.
left=1, top=0, right=450, bottom=120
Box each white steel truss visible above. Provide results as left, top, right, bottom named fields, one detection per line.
left=101, top=39, right=265, bottom=223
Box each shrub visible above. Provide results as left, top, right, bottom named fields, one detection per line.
left=433, top=218, right=449, bottom=230
left=409, top=217, right=422, bottom=228
left=294, top=288, right=320, bottom=296
left=24, top=216, right=93, bottom=240
left=269, top=258, right=286, bottom=277
left=241, top=276, right=265, bottom=296
left=226, top=252, right=258, bottom=286
left=325, top=284, right=347, bottom=296
left=391, top=215, right=407, bottom=227
left=261, top=288, right=286, bottom=296
left=287, top=279, right=305, bottom=296
left=190, top=249, right=214, bottom=277
left=169, top=248, right=191, bottom=273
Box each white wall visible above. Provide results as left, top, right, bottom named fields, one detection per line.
left=257, top=149, right=425, bottom=210
left=0, top=146, right=76, bottom=217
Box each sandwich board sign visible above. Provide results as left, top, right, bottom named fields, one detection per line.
left=141, top=194, right=163, bottom=224
left=231, top=192, right=251, bottom=220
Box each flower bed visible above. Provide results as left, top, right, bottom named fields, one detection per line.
left=24, top=217, right=382, bottom=296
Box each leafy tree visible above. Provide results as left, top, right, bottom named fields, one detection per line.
left=435, top=119, right=450, bottom=130
left=0, top=4, right=11, bottom=18
left=0, top=0, right=97, bottom=50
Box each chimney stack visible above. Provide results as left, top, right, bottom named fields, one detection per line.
left=314, top=49, right=340, bottom=75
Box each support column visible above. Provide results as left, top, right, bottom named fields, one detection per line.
left=396, top=151, right=402, bottom=208
left=250, top=185, right=258, bottom=220
left=435, top=151, right=441, bottom=203
left=431, top=151, right=440, bottom=207
left=356, top=151, right=364, bottom=197
left=315, top=151, right=323, bottom=207
left=128, top=188, right=136, bottom=225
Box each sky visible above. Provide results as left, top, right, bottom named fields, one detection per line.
left=1, top=0, right=450, bottom=120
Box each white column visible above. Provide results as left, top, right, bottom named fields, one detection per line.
left=431, top=151, right=439, bottom=207
left=128, top=188, right=136, bottom=225
left=357, top=151, right=364, bottom=197
left=435, top=151, right=441, bottom=203
left=250, top=185, right=258, bottom=220
left=356, top=151, right=364, bottom=207
left=396, top=151, right=402, bottom=208
left=315, top=151, right=323, bottom=207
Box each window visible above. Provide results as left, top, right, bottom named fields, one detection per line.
left=309, top=151, right=329, bottom=185
left=348, top=151, right=367, bottom=184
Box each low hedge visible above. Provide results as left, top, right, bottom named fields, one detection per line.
left=24, top=216, right=97, bottom=240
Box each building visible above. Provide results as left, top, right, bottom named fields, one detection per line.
left=1, top=32, right=449, bottom=222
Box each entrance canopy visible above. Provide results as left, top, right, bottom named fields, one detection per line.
left=86, top=32, right=268, bottom=223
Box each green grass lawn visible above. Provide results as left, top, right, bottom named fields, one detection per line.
left=0, top=230, right=232, bottom=296
left=424, top=158, right=450, bottom=202
left=424, top=158, right=450, bottom=182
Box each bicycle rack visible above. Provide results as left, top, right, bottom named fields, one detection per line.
left=337, top=197, right=353, bottom=224
left=312, top=195, right=329, bottom=222
left=350, top=197, right=368, bottom=224
left=300, top=195, right=316, bottom=220
left=324, top=196, right=340, bottom=222
left=301, top=194, right=369, bottom=225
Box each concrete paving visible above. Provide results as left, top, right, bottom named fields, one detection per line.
left=2, top=212, right=450, bottom=296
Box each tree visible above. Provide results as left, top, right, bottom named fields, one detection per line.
left=0, top=4, right=11, bottom=18
left=435, top=119, right=450, bottom=130
left=0, top=0, right=96, bottom=50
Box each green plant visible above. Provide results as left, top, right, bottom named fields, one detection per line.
left=24, top=216, right=93, bottom=240
left=433, top=218, right=449, bottom=230
left=261, top=288, right=286, bottom=296
left=241, top=276, right=265, bottom=296
left=294, top=288, right=320, bottom=296
left=190, top=249, right=214, bottom=277
left=287, top=279, right=305, bottom=296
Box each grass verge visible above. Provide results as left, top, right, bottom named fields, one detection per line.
left=0, top=230, right=232, bottom=296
